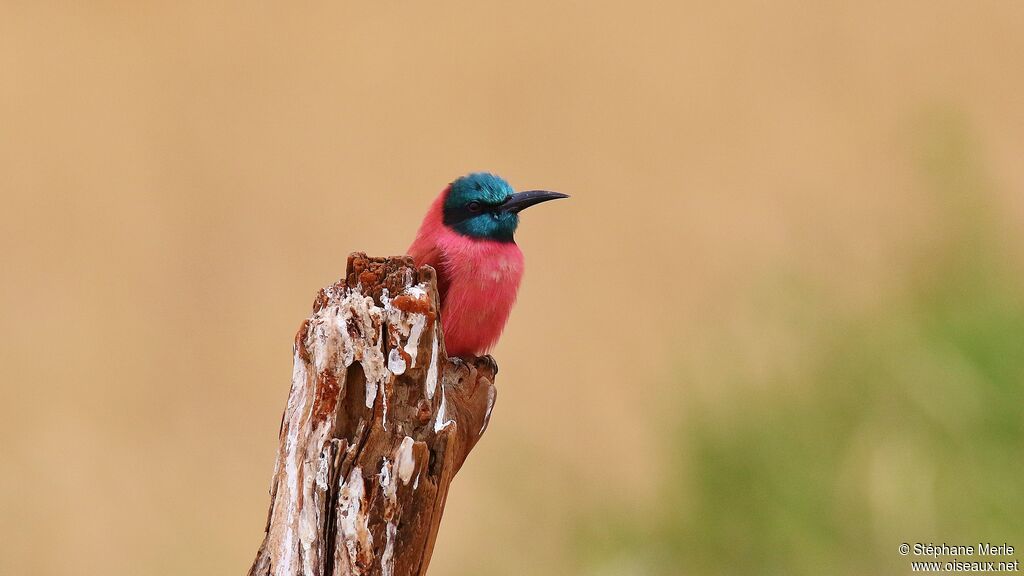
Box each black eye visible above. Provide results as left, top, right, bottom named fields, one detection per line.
left=467, top=201, right=482, bottom=213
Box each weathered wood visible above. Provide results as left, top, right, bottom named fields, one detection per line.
left=249, top=253, right=498, bottom=576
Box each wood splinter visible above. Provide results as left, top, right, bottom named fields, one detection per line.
left=249, top=253, right=498, bottom=576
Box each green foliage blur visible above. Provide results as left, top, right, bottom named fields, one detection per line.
left=575, top=114, right=1024, bottom=576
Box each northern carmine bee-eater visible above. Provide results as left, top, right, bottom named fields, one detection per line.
left=408, top=173, right=568, bottom=357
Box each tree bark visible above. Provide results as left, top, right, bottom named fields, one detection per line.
left=249, top=253, right=498, bottom=576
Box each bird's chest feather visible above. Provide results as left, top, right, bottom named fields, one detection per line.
left=446, top=240, right=522, bottom=291
left=438, top=234, right=524, bottom=319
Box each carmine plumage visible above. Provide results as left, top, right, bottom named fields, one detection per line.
left=407, top=173, right=567, bottom=357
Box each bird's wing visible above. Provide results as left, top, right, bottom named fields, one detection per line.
left=408, top=243, right=451, bottom=306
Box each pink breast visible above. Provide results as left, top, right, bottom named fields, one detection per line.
left=435, top=230, right=524, bottom=356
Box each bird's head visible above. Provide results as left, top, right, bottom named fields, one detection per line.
left=442, top=173, right=568, bottom=243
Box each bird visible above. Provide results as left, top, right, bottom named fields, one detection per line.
left=407, top=173, right=568, bottom=358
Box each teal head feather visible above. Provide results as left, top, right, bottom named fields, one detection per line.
left=443, top=173, right=519, bottom=242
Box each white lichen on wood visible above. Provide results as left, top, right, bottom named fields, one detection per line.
left=378, top=456, right=398, bottom=576
left=424, top=336, right=439, bottom=400
left=383, top=283, right=432, bottom=376
left=250, top=254, right=498, bottom=576
left=335, top=466, right=372, bottom=573
left=433, top=386, right=453, bottom=433
left=394, top=437, right=417, bottom=485
left=481, top=385, right=497, bottom=435
left=305, top=288, right=387, bottom=408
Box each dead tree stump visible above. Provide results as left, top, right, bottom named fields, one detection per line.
left=249, top=253, right=498, bottom=576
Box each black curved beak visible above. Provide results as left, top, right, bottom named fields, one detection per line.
left=501, top=190, right=569, bottom=214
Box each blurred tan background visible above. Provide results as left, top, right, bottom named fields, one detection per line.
left=2, top=2, right=1023, bottom=575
